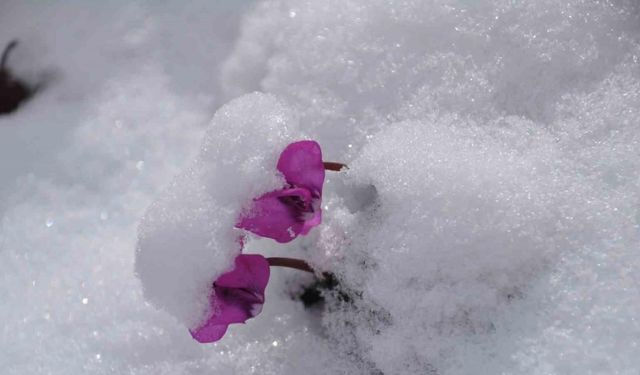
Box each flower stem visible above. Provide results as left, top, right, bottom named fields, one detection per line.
left=323, top=161, right=347, bottom=171
left=267, top=257, right=314, bottom=273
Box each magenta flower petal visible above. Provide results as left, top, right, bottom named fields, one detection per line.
left=277, top=140, right=325, bottom=195
left=237, top=188, right=313, bottom=243
left=190, top=254, right=270, bottom=343
left=191, top=321, right=228, bottom=343
left=237, top=140, right=326, bottom=243
left=299, top=203, right=321, bottom=236
left=215, top=253, right=270, bottom=291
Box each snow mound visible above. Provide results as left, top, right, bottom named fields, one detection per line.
left=136, top=93, right=300, bottom=328
left=330, top=114, right=633, bottom=373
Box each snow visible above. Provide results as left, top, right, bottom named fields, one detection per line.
left=1, top=0, right=640, bottom=374
left=136, top=93, right=300, bottom=329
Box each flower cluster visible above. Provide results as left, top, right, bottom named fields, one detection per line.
left=190, top=140, right=343, bottom=343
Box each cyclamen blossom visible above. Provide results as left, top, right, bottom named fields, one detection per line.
left=191, top=141, right=336, bottom=343
left=190, top=254, right=270, bottom=343
left=237, top=140, right=325, bottom=243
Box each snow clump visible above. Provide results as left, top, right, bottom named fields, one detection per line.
left=136, top=93, right=301, bottom=329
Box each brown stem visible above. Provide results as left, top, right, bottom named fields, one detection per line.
left=267, top=257, right=314, bottom=273
left=323, top=161, right=348, bottom=171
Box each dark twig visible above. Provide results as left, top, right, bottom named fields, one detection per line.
left=1, top=40, right=18, bottom=70
left=0, top=40, right=36, bottom=115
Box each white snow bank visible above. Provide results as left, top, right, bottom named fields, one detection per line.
left=223, top=0, right=640, bottom=373
left=333, top=114, right=633, bottom=373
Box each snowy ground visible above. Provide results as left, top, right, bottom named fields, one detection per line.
left=1, top=1, right=640, bottom=374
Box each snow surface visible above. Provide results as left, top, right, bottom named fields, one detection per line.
left=1, top=0, right=640, bottom=374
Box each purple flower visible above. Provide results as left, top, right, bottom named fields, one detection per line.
left=190, top=254, right=270, bottom=343
left=237, top=140, right=325, bottom=243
